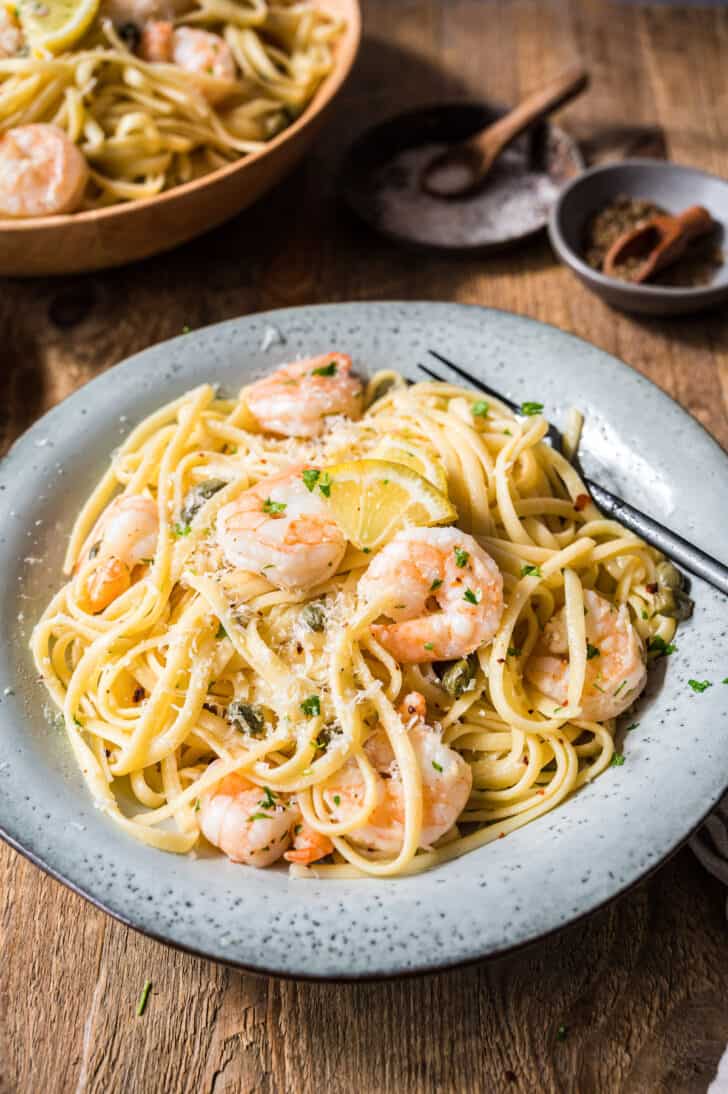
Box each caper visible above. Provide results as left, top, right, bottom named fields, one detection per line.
left=440, top=657, right=475, bottom=698
left=663, top=589, right=694, bottom=621
left=118, top=22, right=141, bottom=50
left=652, top=588, right=676, bottom=617
left=180, top=478, right=227, bottom=525
left=301, top=601, right=326, bottom=632
left=656, top=561, right=684, bottom=590
left=227, top=700, right=265, bottom=737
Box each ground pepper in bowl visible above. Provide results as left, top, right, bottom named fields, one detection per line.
left=583, top=194, right=723, bottom=286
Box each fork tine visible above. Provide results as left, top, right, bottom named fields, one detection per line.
left=425, top=350, right=519, bottom=411
left=417, top=362, right=449, bottom=385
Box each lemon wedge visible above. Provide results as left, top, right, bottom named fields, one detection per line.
left=17, top=0, right=99, bottom=55
left=321, top=459, right=456, bottom=551
left=371, top=437, right=449, bottom=494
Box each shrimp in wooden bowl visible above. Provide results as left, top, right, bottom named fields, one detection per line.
left=139, top=23, right=236, bottom=103
left=0, top=125, right=88, bottom=218
left=244, top=354, right=364, bottom=438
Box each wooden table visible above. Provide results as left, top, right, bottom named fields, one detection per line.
left=2, top=2, right=727, bottom=1091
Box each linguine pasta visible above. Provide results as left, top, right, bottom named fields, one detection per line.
left=31, top=365, right=682, bottom=878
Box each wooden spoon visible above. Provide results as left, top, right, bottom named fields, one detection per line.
left=602, top=204, right=714, bottom=284
left=420, top=65, right=589, bottom=199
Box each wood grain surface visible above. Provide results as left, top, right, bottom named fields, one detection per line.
left=1, top=2, right=727, bottom=1092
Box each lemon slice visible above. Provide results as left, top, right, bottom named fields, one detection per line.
left=371, top=437, right=449, bottom=494
left=17, top=0, right=99, bottom=55
left=322, top=459, right=456, bottom=551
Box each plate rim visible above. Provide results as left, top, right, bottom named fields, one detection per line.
left=2, top=299, right=727, bottom=981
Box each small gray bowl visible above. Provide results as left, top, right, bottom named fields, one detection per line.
left=549, top=159, right=728, bottom=315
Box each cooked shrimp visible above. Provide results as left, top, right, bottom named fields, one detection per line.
left=139, top=23, right=236, bottom=103
left=245, top=354, right=364, bottom=438
left=359, top=526, right=504, bottom=663
left=78, top=494, right=159, bottom=613
left=0, top=8, right=23, bottom=58
left=284, top=821, right=334, bottom=865
left=216, top=465, right=346, bottom=589
left=525, top=588, right=647, bottom=720
left=199, top=773, right=298, bottom=867
left=139, top=18, right=173, bottom=61
left=323, top=695, right=472, bottom=853
left=0, top=125, right=88, bottom=218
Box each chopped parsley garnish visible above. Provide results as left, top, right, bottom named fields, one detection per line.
left=688, top=679, right=712, bottom=693
left=454, top=546, right=469, bottom=567
left=647, top=635, right=676, bottom=656
left=216, top=623, right=227, bottom=640
left=723, top=678, right=728, bottom=685
left=333, top=795, right=341, bottom=806
left=430, top=578, right=443, bottom=591
left=260, top=786, right=276, bottom=809
left=318, top=472, right=332, bottom=498
left=424, top=642, right=434, bottom=651
left=194, top=799, right=200, bottom=812
left=181, top=325, right=191, bottom=334
left=136, top=980, right=152, bottom=1017
left=471, top=400, right=489, bottom=418
left=613, top=680, right=627, bottom=696
left=463, top=588, right=481, bottom=605
left=503, top=429, right=512, bottom=436
left=610, top=752, right=625, bottom=767
left=624, top=722, right=639, bottom=733
left=520, top=401, right=544, bottom=416
left=248, top=812, right=271, bottom=821
left=262, top=497, right=286, bottom=516
left=172, top=522, right=191, bottom=538
left=311, top=361, right=338, bottom=377
left=592, top=682, right=606, bottom=693
left=302, top=468, right=320, bottom=492
left=586, top=643, right=600, bottom=660
left=556, top=1024, right=568, bottom=1041
left=432, top=760, right=443, bottom=773
left=300, top=695, right=321, bottom=717
left=507, top=646, right=521, bottom=657
left=521, top=564, right=542, bottom=578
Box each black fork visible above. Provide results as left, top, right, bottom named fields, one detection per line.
left=416, top=349, right=728, bottom=598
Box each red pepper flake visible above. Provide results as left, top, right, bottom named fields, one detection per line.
left=497, top=657, right=505, bottom=664
left=574, top=493, right=589, bottom=511
left=132, top=686, right=145, bottom=703
left=498, top=832, right=505, bottom=839
left=646, top=582, right=658, bottom=594
left=538, top=789, right=545, bottom=796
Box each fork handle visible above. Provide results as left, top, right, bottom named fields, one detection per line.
left=586, top=479, right=728, bottom=596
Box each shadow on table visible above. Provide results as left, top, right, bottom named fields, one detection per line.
left=227, top=850, right=728, bottom=1093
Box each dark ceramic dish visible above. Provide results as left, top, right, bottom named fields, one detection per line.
left=341, top=101, right=583, bottom=251
left=549, top=159, right=728, bottom=315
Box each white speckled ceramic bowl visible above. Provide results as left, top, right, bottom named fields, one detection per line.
left=1, top=303, right=727, bottom=980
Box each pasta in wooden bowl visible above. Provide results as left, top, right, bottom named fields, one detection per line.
left=0, top=0, right=359, bottom=273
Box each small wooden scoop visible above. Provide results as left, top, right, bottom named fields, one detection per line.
left=420, top=65, right=589, bottom=199
left=603, top=204, right=714, bottom=283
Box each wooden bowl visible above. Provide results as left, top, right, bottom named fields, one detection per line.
left=0, top=0, right=360, bottom=277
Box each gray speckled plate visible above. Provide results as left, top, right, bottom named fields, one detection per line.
left=1, top=302, right=727, bottom=981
